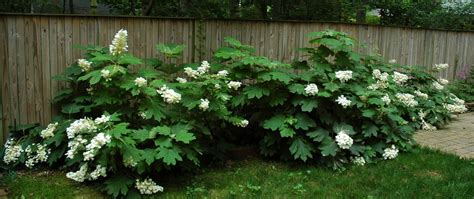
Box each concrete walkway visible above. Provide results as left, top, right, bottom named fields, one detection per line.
left=414, top=112, right=474, bottom=159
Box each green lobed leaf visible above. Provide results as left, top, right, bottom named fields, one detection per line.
left=289, top=137, right=313, bottom=162
left=280, top=127, right=296, bottom=138
left=263, top=114, right=286, bottom=131
left=104, top=175, right=134, bottom=198
left=156, top=146, right=183, bottom=166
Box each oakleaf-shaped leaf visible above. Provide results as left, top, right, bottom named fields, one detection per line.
left=289, top=137, right=313, bottom=161
left=104, top=175, right=134, bottom=198
left=263, top=114, right=286, bottom=131
left=243, top=85, right=270, bottom=99
left=175, top=131, right=196, bottom=144
left=156, top=147, right=183, bottom=166
left=280, top=127, right=296, bottom=138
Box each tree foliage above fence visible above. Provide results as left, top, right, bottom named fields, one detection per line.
left=1, top=0, right=473, bottom=31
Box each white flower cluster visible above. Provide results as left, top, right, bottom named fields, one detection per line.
left=369, top=69, right=389, bottom=90
left=199, top=98, right=210, bottom=111
left=124, top=156, right=138, bottom=168
left=438, top=78, right=449, bottom=85
left=388, top=59, right=397, bottom=64
left=40, top=122, right=59, bottom=139
left=395, top=93, right=418, bottom=107
left=66, top=164, right=89, bottom=182
left=83, top=133, right=112, bottom=161
left=176, top=77, right=187, bottom=83
left=197, top=60, right=211, bottom=74
left=304, top=83, right=319, bottom=96
left=109, top=29, right=128, bottom=56
left=217, top=70, right=229, bottom=78
left=351, top=156, right=366, bottom=166
left=336, top=95, right=351, bottom=108
left=3, top=139, right=23, bottom=164
left=392, top=72, right=409, bottom=85
left=156, top=85, right=181, bottom=104
left=335, top=70, right=353, bottom=83
left=236, top=119, right=249, bottom=128
left=432, top=81, right=444, bottom=90
left=66, top=135, right=88, bottom=159
left=434, top=63, right=448, bottom=71
left=135, top=178, right=164, bottom=195
left=335, top=131, right=353, bottom=149
left=443, top=94, right=468, bottom=113
left=139, top=112, right=147, bottom=119
left=184, top=61, right=211, bottom=79
left=89, top=165, right=107, bottom=180
left=94, top=115, right=110, bottom=125
left=227, top=81, right=242, bottom=90
left=381, top=95, right=391, bottom=105
left=101, top=69, right=112, bottom=81
left=77, top=59, right=92, bottom=72
left=414, top=90, right=429, bottom=100
left=24, top=143, right=50, bottom=168
left=418, top=111, right=437, bottom=131
left=134, top=77, right=147, bottom=87
left=383, top=145, right=399, bottom=160
left=67, top=118, right=97, bottom=139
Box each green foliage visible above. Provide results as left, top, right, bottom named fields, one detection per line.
left=1, top=29, right=468, bottom=198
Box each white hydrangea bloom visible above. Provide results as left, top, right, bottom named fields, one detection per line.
left=66, top=164, right=89, bottom=182
left=368, top=80, right=388, bottom=90
left=432, top=81, right=444, bottom=90
left=351, top=156, right=366, bottom=166
left=94, top=115, right=110, bottom=125
left=135, top=178, right=164, bottom=195
left=217, top=70, right=229, bottom=78
left=383, top=145, right=399, bottom=160
left=101, top=69, right=112, bottom=81
left=381, top=95, right=391, bottom=105
left=236, top=119, right=249, bottom=128
left=395, top=93, right=418, bottom=107
left=40, top=122, right=59, bottom=139
left=214, top=83, right=221, bottom=89
left=156, top=85, right=182, bottom=104
left=434, top=63, right=449, bottom=71
left=3, top=139, right=23, bottom=164
left=438, top=78, right=449, bottom=85
left=335, top=70, right=353, bottom=83
left=109, top=29, right=128, bottom=56
left=134, top=77, right=147, bottom=87
left=184, top=67, right=200, bottom=79
left=139, top=112, right=147, bottom=119
left=443, top=94, right=467, bottom=113
left=336, top=95, right=351, bottom=108
left=388, top=59, right=397, bottom=64
left=304, top=83, right=319, bottom=96
left=227, top=81, right=242, bottom=90
left=392, top=72, right=409, bottom=85
left=199, top=98, right=210, bottom=111
left=196, top=60, right=211, bottom=75
left=325, top=54, right=336, bottom=64
left=414, top=90, right=429, bottom=100
left=89, top=165, right=107, bottom=180
left=24, top=144, right=51, bottom=168
left=77, top=59, right=92, bottom=72
left=124, top=156, right=138, bottom=168
left=176, top=77, right=187, bottom=83
left=372, top=69, right=389, bottom=81
left=66, top=118, right=97, bottom=139
left=83, top=133, right=112, bottom=161
left=66, top=135, right=88, bottom=159
left=335, top=131, right=353, bottom=149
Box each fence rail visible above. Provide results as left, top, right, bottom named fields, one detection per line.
left=1, top=14, right=474, bottom=141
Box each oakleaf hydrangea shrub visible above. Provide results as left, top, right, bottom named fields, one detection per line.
left=213, top=30, right=467, bottom=169
left=1, top=29, right=247, bottom=198
left=1, top=29, right=468, bottom=197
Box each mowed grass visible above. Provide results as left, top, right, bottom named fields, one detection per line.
left=2, top=147, right=474, bottom=198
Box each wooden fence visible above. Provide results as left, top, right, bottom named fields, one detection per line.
left=1, top=14, right=474, bottom=141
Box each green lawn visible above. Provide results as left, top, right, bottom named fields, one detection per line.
left=2, top=147, right=474, bottom=198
